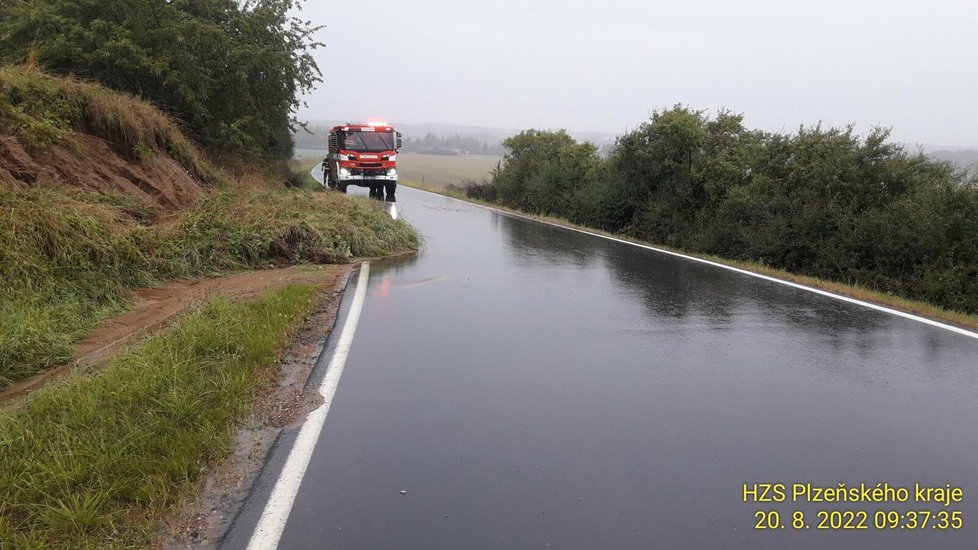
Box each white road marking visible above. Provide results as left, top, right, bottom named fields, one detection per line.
left=310, top=164, right=324, bottom=185
left=246, top=262, right=371, bottom=550
left=415, top=187, right=978, bottom=341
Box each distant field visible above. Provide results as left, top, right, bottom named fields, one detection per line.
left=294, top=148, right=327, bottom=159
left=397, top=153, right=500, bottom=188
left=293, top=150, right=500, bottom=189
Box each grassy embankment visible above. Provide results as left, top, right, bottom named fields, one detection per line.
left=0, top=65, right=419, bottom=547
left=0, top=67, right=419, bottom=387
left=0, top=186, right=417, bottom=387
left=426, top=181, right=978, bottom=332
left=0, top=285, right=319, bottom=548
left=288, top=155, right=325, bottom=190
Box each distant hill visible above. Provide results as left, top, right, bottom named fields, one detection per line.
left=926, top=149, right=978, bottom=175
left=297, top=120, right=617, bottom=151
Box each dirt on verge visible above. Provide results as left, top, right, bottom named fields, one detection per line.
left=0, top=133, right=209, bottom=209
left=0, top=265, right=351, bottom=404
left=157, top=266, right=354, bottom=549
left=0, top=261, right=354, bottom=546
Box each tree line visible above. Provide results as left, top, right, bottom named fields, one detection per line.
left=479, top=106, right=978, bottom=314
left=0, top=0, right=322, bottom=159
left=400, top=133, right=505, bottom=156
left=293, top=126, right=505, bottom=156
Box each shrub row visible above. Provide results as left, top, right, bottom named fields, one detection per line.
left=482, top=107, right=978, bottom=314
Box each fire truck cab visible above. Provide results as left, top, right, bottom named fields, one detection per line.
left=324, top=122, right=402, bottom=202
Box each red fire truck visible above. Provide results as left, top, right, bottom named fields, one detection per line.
left=323, top=122, right=402, bottom=202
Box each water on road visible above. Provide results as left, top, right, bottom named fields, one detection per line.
left=227, top=186, right=978, bottom=549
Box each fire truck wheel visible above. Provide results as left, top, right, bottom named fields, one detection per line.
left=384, top=182, right=396, bottom=203
left=338, top=183, right=347, bottom=193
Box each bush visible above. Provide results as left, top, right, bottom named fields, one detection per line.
left=0, top=0, right=323, bottom=159
left=456, top=179, right=497, bottom=202
left=486, top=107, right=978, bottom=315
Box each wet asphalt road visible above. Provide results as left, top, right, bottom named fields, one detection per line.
left=225, top=185, right=978, bottom=549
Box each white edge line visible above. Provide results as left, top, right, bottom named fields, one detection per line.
left=409, top=186, right=978, bottom=341
left=246, top=261, right=371, bottom=550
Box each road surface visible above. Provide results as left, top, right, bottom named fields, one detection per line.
left=223, top=183, right=978, bottom=549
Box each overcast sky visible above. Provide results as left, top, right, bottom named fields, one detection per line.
left=294, top=0, right=978, bottom=147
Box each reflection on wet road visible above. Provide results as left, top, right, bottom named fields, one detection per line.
left=230, top=186, right=978, bottom=549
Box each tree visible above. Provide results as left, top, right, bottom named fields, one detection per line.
left=492, top=129, right=598, bottom=215
left=0, top=0, right=323, bottom=159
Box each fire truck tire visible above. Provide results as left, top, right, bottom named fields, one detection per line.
left=384, top=182, right=396, bottom=203
left=338, top=183, right=347, bottom=193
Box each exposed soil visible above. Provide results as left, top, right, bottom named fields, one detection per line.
left=158, top=267, right=353, bottom=549
left=0, top=132, right=208, bottom=208
left=0, top=265, right=351, bottom=404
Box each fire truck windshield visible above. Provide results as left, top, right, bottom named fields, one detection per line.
left=340, top=131, right=395, bottom=152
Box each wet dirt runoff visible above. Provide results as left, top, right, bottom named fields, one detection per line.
left=1, top=265, right=349, bottom=404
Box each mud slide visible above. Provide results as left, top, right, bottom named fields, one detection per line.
left=0, top=265, right=351, bottom=403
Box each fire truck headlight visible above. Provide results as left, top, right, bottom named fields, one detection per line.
left=339, top=168, right=351, bottom=176
left=387, top=169, right=397, bottom=176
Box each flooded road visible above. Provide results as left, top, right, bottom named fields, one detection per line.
left=226, top=186, right=978, bottom=549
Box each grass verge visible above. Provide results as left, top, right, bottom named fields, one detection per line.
left=0, top=284, right=319, bottom=548
left=287, top=157, right=325, bottom=191
left=0, top=186, right=418, bottom=387
left=403, top=181, right=978, bottom=332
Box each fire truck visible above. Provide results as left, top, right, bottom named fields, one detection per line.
left=323, top=122, right=402, bottom=202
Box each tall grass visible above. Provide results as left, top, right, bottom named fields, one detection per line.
left=0, top=63, right=419, bottom=386
left=159, top=187, right=419, bottom=274
left=0, top=285, right=318, bottom=548
left=0, top=189, right=156, bottom=383
left=287, top=157, right=327, bottom=191
left=0, top=186, right=418, bottom=386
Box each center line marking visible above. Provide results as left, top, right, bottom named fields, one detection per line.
left=246, top=262, right=370, bottom=550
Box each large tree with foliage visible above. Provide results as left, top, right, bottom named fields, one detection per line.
left=0, top=0, right=322, bottom=159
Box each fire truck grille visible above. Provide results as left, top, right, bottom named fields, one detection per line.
left=358, top=163, right=383, bottom=168
left=351, top=168, right=388, bottom=177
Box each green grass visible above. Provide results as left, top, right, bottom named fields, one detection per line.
left=0, top=284, right=319, bottom=548
left=0, top=189, right=157, bottom=383
left=0, top=186, right=418, bottom=387
left=0, top=64, right=419, bottom=387
left=288, top=157, right=326, bottom=191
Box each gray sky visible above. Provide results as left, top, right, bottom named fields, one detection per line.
left=294, top=0, right=978, bottom=147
